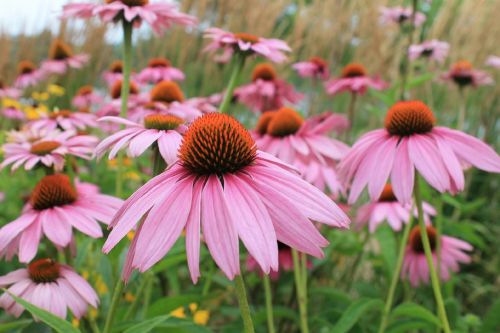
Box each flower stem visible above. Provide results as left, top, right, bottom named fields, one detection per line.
left=219, top=54, right=246, bottom=115
left=263, top=274, right=276, bottom=333
left=234, top=274, right=255, bottom=333
left=414, top=173, right=452, bottom=333
left=102, top=280, right=124, bottom=333
left=152, top=144, right=166, bottom=176
left=292, top=249, right=309, bottom=333
left=399, top=0, right=419, bottom=100
left=457, top=87, right=466, bottom=131
left=347, top=92, right=357, bottom=136
left=377, top=209, right=414, bottom=333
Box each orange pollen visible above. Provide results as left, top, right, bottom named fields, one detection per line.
left=18, top=61, right=36, bottom=75
left=341, top=63, right=367, bottom=78
left=109, top=60, right=123, bottom=73
left=234, top=32, right=259, bottom=44
left=310, top=56, right=328, bottom=71
left=30, top=141, right=61, bottom=156
left=409, top=225, right=437, bottom=254
left=148, top=58, right=171, bottom=68
left=384, top=100, right=435, bottom=136
left=28, top=259, right=61, bottom=283
left=267, top=107, right=304, bottom=137
left=49, top=110, right=73, bottom=119
left=252, top=63, right=277, bottom=82
left=30, top=174, right=78, bottom=210
left=144, top=114, right=183, bottom=131
left=179, top=113, right=256, bottom=176
left=452, top=60, right=473, bottom=72
left=77, top=85, right=93, bottom=96
left=378, top=184, right=397, bottom=202
left=150, top=81, right=184, bottom=104
left=255, top=111, right=276, bottom=135
left=143, top=101, right=158, bottom=110
left=110, top=80, right=138, bottom=99
left=49, top=39, right=74, bottom=60
left=105, top=0, right=149, bottom=5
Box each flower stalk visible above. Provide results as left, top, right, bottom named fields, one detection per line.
left=292, top=249, right=309, bottom=333
left=263, top=274, right=276, bottom=333
left=234, top=274, right=255, bottom=333
left=219, top=54, right=246, bottom=114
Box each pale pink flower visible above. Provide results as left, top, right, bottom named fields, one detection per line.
left=1, top=130, right=97, bottom=172
left=137, top=58, right=185, bottom=84
left=485, top=55, right=500, bottom=69
left=2, top=105, right=25, bottom=121
left=380, top=6, right=426, bottom=27
left=339, top=100, right=500, bottom=205
left=96, top=80, right=145, bottom=120
left=236, top=63, right=303, bottom=112
left=95, top=114, right=186, bottom=164
left=40, top=40, right=89, bottom=76
left=0, top=175, right=123, bottom=262
left=0, top=259, right=98, bottom=318
left=103, top=113, right=349, bottom=283
left=325, top=63, right=388, bottom=96
left=253, top=108, right=349, bottom=198
left=292, top=56, right=329, bottom=80
left=14, top=61, right=45, bottom=89
left=204, top=28, right=291, bottom=63
left=402, top=226, right=472, bottom=287
left=102, top=60, right=125, bottom=87
left=28, top=110, right=98, bottom=132
left=409, top=40, right=449, bottom=63
left=0, top=82, right=21, bottom=99
left=72, top=86, right=104, bottom=110
left=441, top=60, right=494, bottom=87
left=355, top=184, right=436, bottom=233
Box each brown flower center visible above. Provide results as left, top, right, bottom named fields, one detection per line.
left=30, top=174, right=78, bottom=210
left=451, top=61, right=474, bottom=86
left=144, top=114, right=183, bottom=131
left=110, top=80, right=139, bottom=99
left=105, top=0, right=149, bottom=6
left=179, top=113, right=256, bottom=176
left=109, top=60, right=123, bottom=73
left=150, top=81, right=184, bottom=104
left=341, top=63, right=367, bottom=78
left=378, top=184, right=397, bottom=202
left=28, top=259, right=61, bottom=283
left=234, top=33, right=259, bottom=44
left=267, top=107, right=304, bottom=137
left=452, top=60, right=473, bottom=72
left=252, top=63, right=277, bottom=82
left=255, top=112, right=276, bottom=135
left=384, top=100, right=435, bottom=136
left=30, top=141, right=61, bottom=156
left=18, top=61, right=36, bottom=75
left=409, top=225, right=437, bottom=254
left=49, top=40, right=74, bottom=60
left=77, top=85, right=93, bottom=96
left=310, top=56, right=328, bottom=72
left=148, top=58, right=171, bottom=68
left=49, top=110, right=73, bottom=119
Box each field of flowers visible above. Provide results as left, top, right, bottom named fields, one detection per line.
left=0, top=0, right=499, bottom=332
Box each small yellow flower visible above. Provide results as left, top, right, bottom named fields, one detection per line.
left=189, top=303, right=198, bottom=313
left=2, top=98, right=21, bottom=109
left=170, top=307, right=186, bottom=318
left=124, top=292, right=136, bottom=302
left=127, top=231, right=135, bottom=241
left=88, top=308, right=98, bottom=320
left=95, top=275, right=108, bottom=295
left=48, top=84, right=65, bottom=96
left=125, top=171, right=141, bottom=181
left=193, top=310, right=210, bottom=326
left=107, top=157, right=133, bottom=169
left=82, top=271, right=90, bottom=280
left=32, top=92, right=49, bottom=101
left=72, top=318, right=80, bottom=328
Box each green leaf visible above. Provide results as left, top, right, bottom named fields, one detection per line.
left=2, top=289, right=80, bottom=333
left=147, top=294, right=208, bottom=317
left=331, top=298, right=383, bottom=333
left=376, top=225, right=397, bottom=278
left=0, top=319, right=33, bottom=332
left=123, top=315, right=171, bottom=333
left=480, top=298, right=500, bottom=333
left=390, top=302, right=441, bottom=326
left=386, top=318, right=434, bottom=333
left=408, top=73, right=435, bottom=88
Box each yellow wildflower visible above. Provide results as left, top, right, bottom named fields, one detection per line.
left=2, top=98, right=21, bottom=109
left=125, top=171, right=141, bottom=181
left=72, top=318, right=80, bottom=328
left=48, top=84, right=65, bottom=96
left=193, top=310, right=210, bottom=326
left=95, top=275, right=108, bottom=295
left=124, top=292, right=136, bottom=302
left=127, top=231, right=135, bottom=241
left=170, top=307, right=186, bottom=318
left=32, top=92, right=49, bottom=101
left=189, top=303, right=198, bottom=313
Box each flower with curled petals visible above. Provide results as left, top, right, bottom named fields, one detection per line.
left=28, top=110, right=98, bottom=132
left=380, top=6, right=426, bottom=27
left=72, top=85, right=104, bottom=110
left=14, top=61, right=45, bottom=89
left=293, top=56, right=329, bottom=80
left=409, top=40, right=449, bottom=63
left=441, top=60, right=494, bottom=88
left=325, top=63, right=388, bottom=96
left=40, top=39, right=89, bottom=76
left=137, top=57, right=185, bottom=84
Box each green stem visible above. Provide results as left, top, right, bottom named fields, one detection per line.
left=292, top=249, right=309, bottom=333
left=219, top=54, right=246, bottom=114
left=124, top=276, right=148, bottom=319
left=263, top=274, right=276, bottom=333
left=152, top=144, right=166, bottom=176
left=234, top=275, right=255, bottom=333
left=457, top=88, right=466, bottom=131
left=414, top=174, right=451, bottom=333
left=202, top=262, right=215, bottom=297
left=399, top=0, right=419, bottom=100
left=377, top=208, right=414, bottom=333
left=141, top=273, right=154, bottom=319
left=300, top=252, right=308, bottom=302
left=102, top=280, right=124, bottom=333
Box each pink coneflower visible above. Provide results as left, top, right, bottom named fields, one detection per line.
left=236, top=63, right=303, bottom=112
left=1, top=105, right=25, bottom=121
left=441, top=60, right=494, bottom=87
left=0, top=175, right=122, bottom=262
left=253, top=108, right=349, bottom=197
left=103, top=113, right=349, bottom=282
left=292, top=56, right=330, bottom=80
left=355, top=184, right=435, bottom=233
left=1, top=130, right=97, bottom=172
left=380, top=6, right=426, bottom=27
left=28, top=110, right=98, bottom=132
left=0, top=258, right=98, bottom=318
left=402, top=226, right=472, bottom=287
left=40, top=39, right=89, bottom=76
left=95, top=114, right=186, bottom=164
left=339, top=100, right=500, bottom=205
left=14, top=61, right=45, bottom=89
left=325, top=63, right=388, bottom=96
left=72, top=85, right=104, bottom=110
left=137, top=57, right=185, bottom=84
left=97, top=80, right=144, bottom=119
left=486, top=55, right=500, bottom=69
left=409, top=40, right=449, bottom=63
left=0, top=81, right=21, bottom=99
left=62, top=0, right=197, bottom=35
left=103, top=60, right=125, bottom=87
left=204, top=28, right=291, bottom=63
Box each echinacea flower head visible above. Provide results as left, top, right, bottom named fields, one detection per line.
left=40, top=39, right=89, bottom=75
left=408, top=40, right=449, bottom=63
left=380, top=6, right=426, bottom=27
left=14, top=60, right=45, bottom=88
left=0, top=80, right=21, bottom=99
left=339, top=100, right=500, bottom=205
left=95, top=114, right=186, bottom=164
left=1, top=99, right=25, bottom=121
left=72, top=85, right=104, bottom=110
left=237, top=63, right=303, bottom=112
left=204, top=28, right=291, bottom=63
left=1, top=130, right=97, bottom=172
left=0, top=258, right=99, bottom=318
left=103, top=113, right=349, bottom=283
left=355, top=184, right=436, bottom=233
left=137, top=57, right=185, bottom=84
left=28, top=109, right=98, bottom=132
left=441, top=60, right=494, bottom=88
left=0, top=175, right=123, bottom=262
left=325, top=63, right=388, bottom=96
left=486, top=55, right=500, bottom=69
left=150, top=80, right=184, bottom=104
left=292, top=56, right=329, bottom=80
left=103, top=60, right=124, bottom=87
left=402, top=226, right=472, bottom=287
left=254, top=108, right=349, bottom=197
